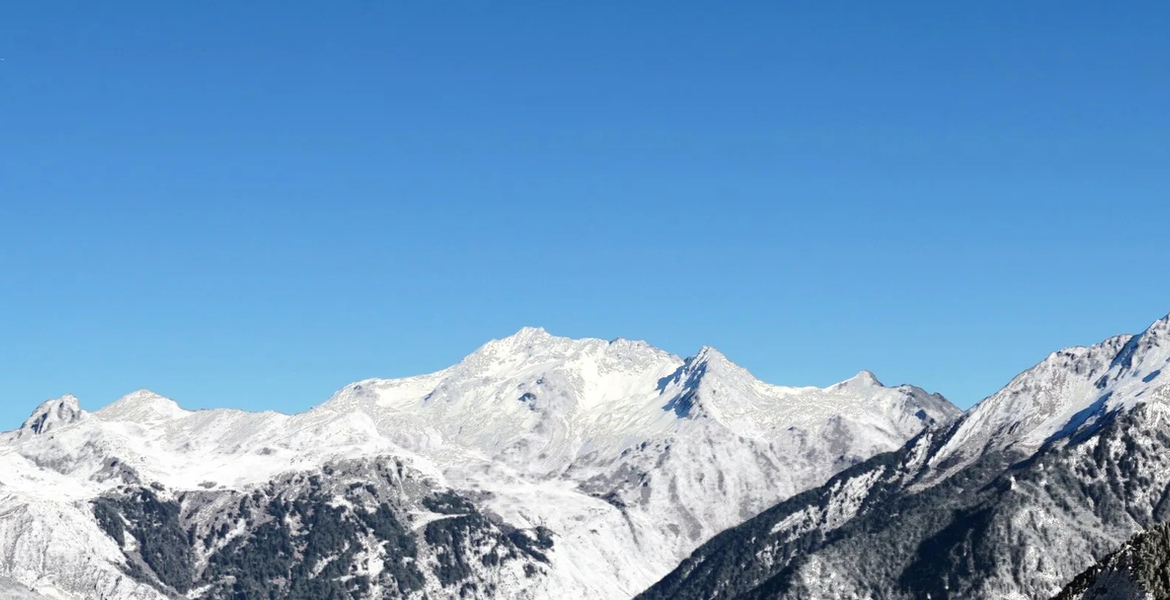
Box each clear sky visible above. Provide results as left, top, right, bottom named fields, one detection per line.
left=2, top=2, right=1168, bottom=429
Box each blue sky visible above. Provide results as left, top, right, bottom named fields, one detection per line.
left=2, top=2, right=1168, bottom=428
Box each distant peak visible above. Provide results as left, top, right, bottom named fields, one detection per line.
left=1139, top=312, right=1170, bottom=343
left=663, top=345, right=757, bottom=397
left=21, top=394, right=86, bottom=435
left=689, top=346, right=741, bottom=371
left=498, top=327, right=660, bottom=350
left=121, top=389, right=175, bottom=402
left=833, top=370, right=884, bottom=389
left=454, top=327, right=677, bottom=381
left=854, top=370, right=883, bottom=386
left=472, top=327, right=563, bottom=355
left=1104, top=312, right=1170, bottom=377
left=52, top=393, right=80, bottom=408
left=481, top=327, right=559, bottom=351
left=694, top=345, right=728, bottom=361
left=511, top=326, right=551, bottom=339
left=457, top=327, right=577, bottom=375
left=689, top=346, right=754, bottom=377
left=98, top=389, right=186, bottom=421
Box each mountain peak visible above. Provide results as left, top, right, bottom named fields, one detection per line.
left=455, top=327, right=676, bottom=381
left=509, top=326, right=553, bottom=341
left=1109, top=313, right=1170, bottom=374
left=457, top=327, right=577, bottom=373
left=838, top=370, right=884, bottom=388
left=929, top=318, right=1166, bottom=469
left=478, top=327, right=562, bottom=354
left=693, top=345, right=728, bottom=363
left=691, top=345, right=756, bottom=374
left=21, top=394, right=85, bottom=435
left=682, top=345, right=757, bottom=385
left=97, top=389, right=186, bottom=422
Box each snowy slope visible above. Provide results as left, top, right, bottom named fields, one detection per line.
left=639, top=312, right=1170, bottom=600
left=0, top=577, right=54, bottom=600
left=0, top=328, right=956, bottom=600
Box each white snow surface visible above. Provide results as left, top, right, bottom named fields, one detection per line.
left=0, top=327, right=959, bottom=599
left=925, top=314, right=1170, bottom=481
left=0, top=576, right=55, bottom=600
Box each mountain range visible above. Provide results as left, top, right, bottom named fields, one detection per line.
left=639, top=314, right=1170, bottom=600
left=3, top=315, right=1169, bottom=599
left=0, top=327, right=957, bottom=599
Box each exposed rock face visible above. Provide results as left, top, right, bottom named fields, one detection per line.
left=19, top=394, right=86, bottom=436
left=87, top=459, right=553, bottom=599
left=1052, top=520, right=1170, bottom=600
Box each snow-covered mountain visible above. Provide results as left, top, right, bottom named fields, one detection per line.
left=0, top=328, right=957, bottom=600
left=639, top=314, right=1170, bottom=600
